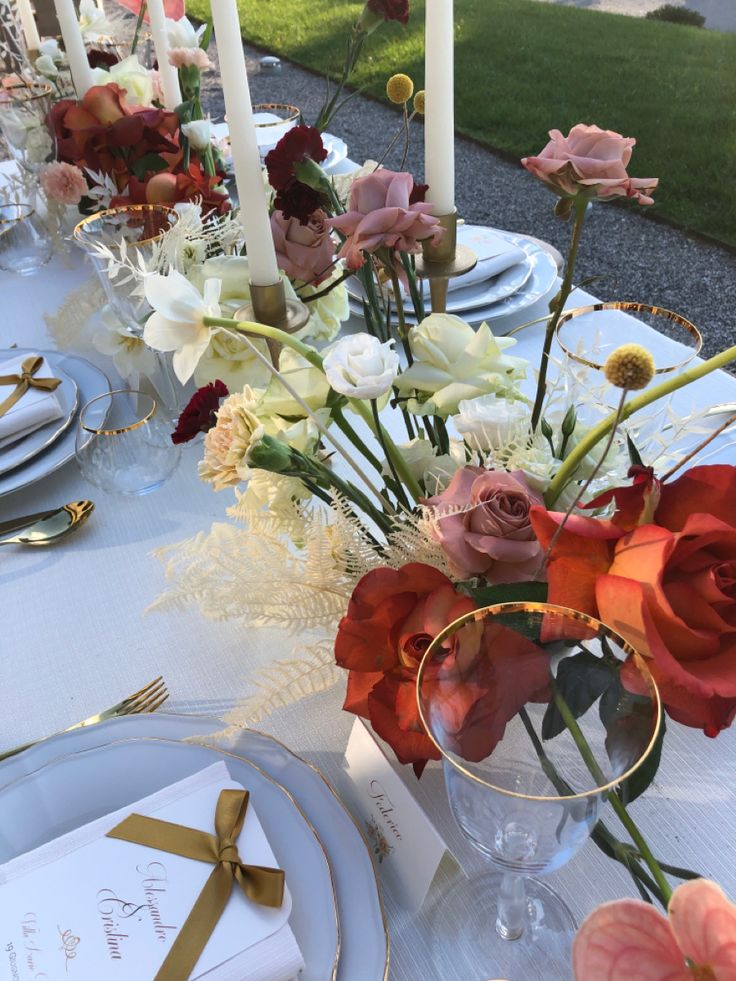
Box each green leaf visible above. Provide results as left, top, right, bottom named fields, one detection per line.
left=599, top=672, right=664, bottom=804
left=627, top=433, right=644, bottom=468
left=615, top=710, right=665, bottom=806
left=199, top=19, right=213, bottom=50
left=469, top=581, right=548, bottom=607
left=129, top=153, right=168, bottom=181
left=541, top=648, right=615, bottom=740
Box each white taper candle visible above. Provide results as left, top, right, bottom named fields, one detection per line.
left=147, top=0, right=182, bottom=110
left=16, top=0, right=41, bottom=52
left=53, top=0, right=93, bottom=96
left=210, top=0, right=280, bottom=287
left=424, top=0, right=455, bottom=215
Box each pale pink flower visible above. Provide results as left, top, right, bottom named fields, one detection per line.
left=149, top=69, right=165, bottom=104
left=573, top=878, right=736, bottom=980
left=40, top=161, right=87, bottom=206
left=326, top=169, right=441, bottom=271
left=198, top=388, right=264, bottom=491
left=271, top=208, right=335, bottom=285
left=521, top=123, right=658, bottom=205
left=168, top=47, right=212, bottom=71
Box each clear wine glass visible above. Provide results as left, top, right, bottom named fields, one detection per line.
left=0, top=81, right=54, bottom=175
left=416, top=601, right=662, bottom=978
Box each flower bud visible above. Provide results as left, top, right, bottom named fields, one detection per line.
left=561, top=404, right=577, bottom=437
left=604, top=343, right=655, bottom=390
left=245, top=434, right=294, bottom=473
left=386, top=73, right=413, bottom=105
left=413, top=90, right=425, bottom=114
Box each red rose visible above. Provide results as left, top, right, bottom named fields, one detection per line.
left=335, top=563, right=476, bottom=774
left=366, top=0, right=410, bottom=25
left=531, top=465, right=736, bottom=736
left=172, top=380, right=228, bottom=445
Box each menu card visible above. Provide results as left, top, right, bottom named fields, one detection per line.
left=0, top=763, right=304, bottom=981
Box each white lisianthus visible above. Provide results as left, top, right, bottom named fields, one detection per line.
left=384, top=436, right=464, bottom=493
left=181, top=118, right=213, bottom=151
left=166, top=15, right=205, bottom=49
left=34, top=54, right=58, bottom=78
left=38, top=38, right=63, bottom=61
left=394, top=314, right=528, bottom=417
left=92, top=307, right=157, bottom=380
left=260, top=348, right=331, bottom=418
left=193, top=330, right=272, bottom=392
left=454, top=394, right=530, bottom=451
left=323, top=333, right=399, bottom=400
left=90, top=56, right=153, bottom=107
left=143, top=270, right=221, bottom=383
left=297, top=275, right=349, bottom=343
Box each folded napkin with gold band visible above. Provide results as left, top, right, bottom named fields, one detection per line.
left=0, top=763, right=305, bottom=981
left=0, top=353, right=63, bottom=450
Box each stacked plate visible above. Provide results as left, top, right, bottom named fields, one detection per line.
left=347, top=224, right=560, bottom=327
left=0, top=349, right=111, bottom=498
left=212, top=120, right=349, bottom=176
left=0, top=714, right=390, bottom=980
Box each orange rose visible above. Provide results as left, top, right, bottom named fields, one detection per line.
left=531, top=465, right=736, bottom=736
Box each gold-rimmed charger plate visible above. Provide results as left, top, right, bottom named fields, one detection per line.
left=0, top=736, right=341, bottom=980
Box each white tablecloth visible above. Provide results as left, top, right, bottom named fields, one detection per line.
left=1, top=219, right=735, bottom=981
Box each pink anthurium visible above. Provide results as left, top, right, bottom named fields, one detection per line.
left=573, top=879, right=736, bottom=980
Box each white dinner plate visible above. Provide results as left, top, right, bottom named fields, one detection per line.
left=0, top=352, right=78, bottom=476
left=0, top=351, right=110, bottom=499
left=322, top=134, right=348, bottom=172
left=0, top=714, right=390, bottom=980
left=0, top=737, right=341, bottom=980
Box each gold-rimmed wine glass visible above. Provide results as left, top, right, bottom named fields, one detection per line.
left=416, top=601, right=661, bottom=978
left=0, top=81, right=54, bottom=174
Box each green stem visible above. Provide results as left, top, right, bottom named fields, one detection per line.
left=350, top=398, right=422, bottom=502
left=332, top=406, right=383, bottom=474
left=386, top=264, right=409, bottom=341
left=204, top=316, right=323, bottom=369
left=131, top=0, right=147, bottom=55
left=372, top=398, right=412, bottom=510
left=546, top=342, right=736, bottom=506
left=530, top=197, right=588, bottom=432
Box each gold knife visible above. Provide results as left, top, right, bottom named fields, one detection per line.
left=0, top=506, right=58, bottom=536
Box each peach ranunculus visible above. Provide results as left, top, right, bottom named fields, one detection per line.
left=270, top=208, right=335, bottom=285
left=530, top=465, right=736, bottom=736
left=573, top=878, right=736, bottom=980
left=40, top=161, right=87, bottom=205
left=326, top=169, right=441, bottom=271
left=521, top=124, right=658, bottom=205
left=424, top=466, right=546, bottom=583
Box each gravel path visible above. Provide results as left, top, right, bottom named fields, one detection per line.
left=203, top=42, right=736, bottom=360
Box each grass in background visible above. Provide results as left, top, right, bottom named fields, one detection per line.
left=190, top=0, right=736, bottom=246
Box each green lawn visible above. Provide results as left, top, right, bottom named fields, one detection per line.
left=191, top=0, right=736, bottom=246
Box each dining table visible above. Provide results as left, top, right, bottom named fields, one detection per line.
left=1, top=158, right=735, bottom=980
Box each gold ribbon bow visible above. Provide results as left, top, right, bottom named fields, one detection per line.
left=0, top=355, right=61, bottom=420
left=107, top=789, right=285, bottom=981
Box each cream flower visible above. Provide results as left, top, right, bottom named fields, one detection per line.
left=90, top=55, right=153, bottom=107
left=38, top=38, right=63, bottom=61
left=454, top=394, right=530, bottom=451
left=198, top=387, right=264, bottom=490
left=78, top=0, right=113, bottom=37
left=385, top=436, right=464, bottom=493
left=297, top=276, right=349, bottom=343
left=193, top=330, right=272, bottom=392
left=187, top=256, right=298, bottom=314
left=259, top=348, right=331, bottom=418
left=92, top=308, right=157, bottom=381
left=143, top=270, right=221, bottom=383
left=323, top=333, right=398, bottom=400
left=35, top=54, right=58, bottom=78
left=394, top=313, right=528, bottom=417
left=181, top=118, right=213, bottom=151
left=165, top=15, right=205, bottom=49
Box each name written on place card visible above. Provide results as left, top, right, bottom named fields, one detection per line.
left=343, top=718, right=462, bottom=911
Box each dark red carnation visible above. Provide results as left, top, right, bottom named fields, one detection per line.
left=265, top=125, right=327, bottom=191
left=87, top=49, right=119, bottom=70
left=409, top=181, right=428, bottom=205
left=171, top=380, right=229, bottom=445
left=367, top=0, right=410, bottom=24
left=274, top=182, right=328, bottom=225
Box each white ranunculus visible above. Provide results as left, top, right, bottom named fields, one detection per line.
left=90, top=55, right=153, bottom=107
left=323, top=333, right=399, bottom=400
left=166, top=15, right=204, bottom=50
left=454, top=394, right=530, bottom=451
left=143, top=270, right=221, bottom=383
left=38, top=38, right=62, bottom=61
left=35, top=54, right=58, bottom=78
left=394, top=313, right=528, bottom=417
left=260, top=348, right=331, bottom=418
left=193, top=329, right=272, bottom=392
left=181, top=118, right=213, bottom=151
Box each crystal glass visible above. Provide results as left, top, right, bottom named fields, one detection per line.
left=0, top=82, right=54, bottom=174
left=416, top=601, right=661, bottom=978
left=555, top=301, right=702, bottom=464
left=75, top=390, right=181, bottom=496
left=252, top=103, right=301, bottom=153
left=0, top=202, right=53, bottom=274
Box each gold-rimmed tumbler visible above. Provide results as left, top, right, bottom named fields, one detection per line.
left=416, top=601, right=661, bottom=979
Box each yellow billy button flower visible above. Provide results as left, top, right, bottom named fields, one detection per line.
left=604, top=343, right=655, bottom=390
left=386, top=73, right=414, bottom=105
left=413, top=89, right=425, bottom=114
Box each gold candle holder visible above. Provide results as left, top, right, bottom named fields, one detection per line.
left=235, top=279, right=310, bottom=364
left=414, top=210, right=477, bottom=315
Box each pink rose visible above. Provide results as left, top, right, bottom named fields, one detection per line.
left=521, top=124, right=658, bottom=205
left=40, top=161, right=88, bottom=205
left=327, top=169, right=441, bottom=271
left=270, top=208, right=335, bottom=285
left=425, top=466, right=545, bottom=583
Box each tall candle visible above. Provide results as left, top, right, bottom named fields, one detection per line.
left=147, top=0, right=182, bottom=110
left=424, top=0, right=455, bottom=216
left=16, top=0, right=41, bottom=53
left=210, top=0, right=280, bottom=287
left=53, top=0, right=93, bottom=96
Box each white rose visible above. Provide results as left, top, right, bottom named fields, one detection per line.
left=323, top=333, right=399, bottom=400
left=454, top=394, right=530, bottom=450
left=182, top=118, right=213, bottom=151
left=394, top=313, right=528, bottom=417
left=38, top=38, right=62, bottom=61
left=384, top=437, right=463, bottom=493
left=35, top=54, right=58, bottom=78
left=166, top=15, right=204, bottom=49
left=193, top=330, right=272, bottom=392
left=90, top=56, right=153, bottom=107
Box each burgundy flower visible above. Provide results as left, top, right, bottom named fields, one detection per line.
left=367, top=0, right=410, bottom=25
left=409, top=181, right=428, bottom=205
left=87, top=49, right=119, bottom=70
left=265, top=125, right=327, bottom=191
left=274, top=182, right=328, bottom=225
left=171, top=380, right=228, bottom=445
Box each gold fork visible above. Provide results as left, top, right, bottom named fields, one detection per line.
left=0, top=677, right=169, bottom=763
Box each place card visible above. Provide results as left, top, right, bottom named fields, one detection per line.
left=343, top=718, right=462, bottom=911
left=0, top=763, right=304, bottom=981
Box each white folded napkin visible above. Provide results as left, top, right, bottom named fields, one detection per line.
left=0, top=352, right=64, bottom=450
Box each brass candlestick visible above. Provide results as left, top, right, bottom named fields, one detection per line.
left=414, top=210, right=477, bottom=314
left=235, top=279, right=310, bottom=364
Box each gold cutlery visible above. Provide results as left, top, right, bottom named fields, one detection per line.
left=0, top=500, right=94, bottom=546
left=0, top=676, right=169, bottom=762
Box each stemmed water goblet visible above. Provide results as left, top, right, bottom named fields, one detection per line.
left=416, top=601, right=661, bottom=978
